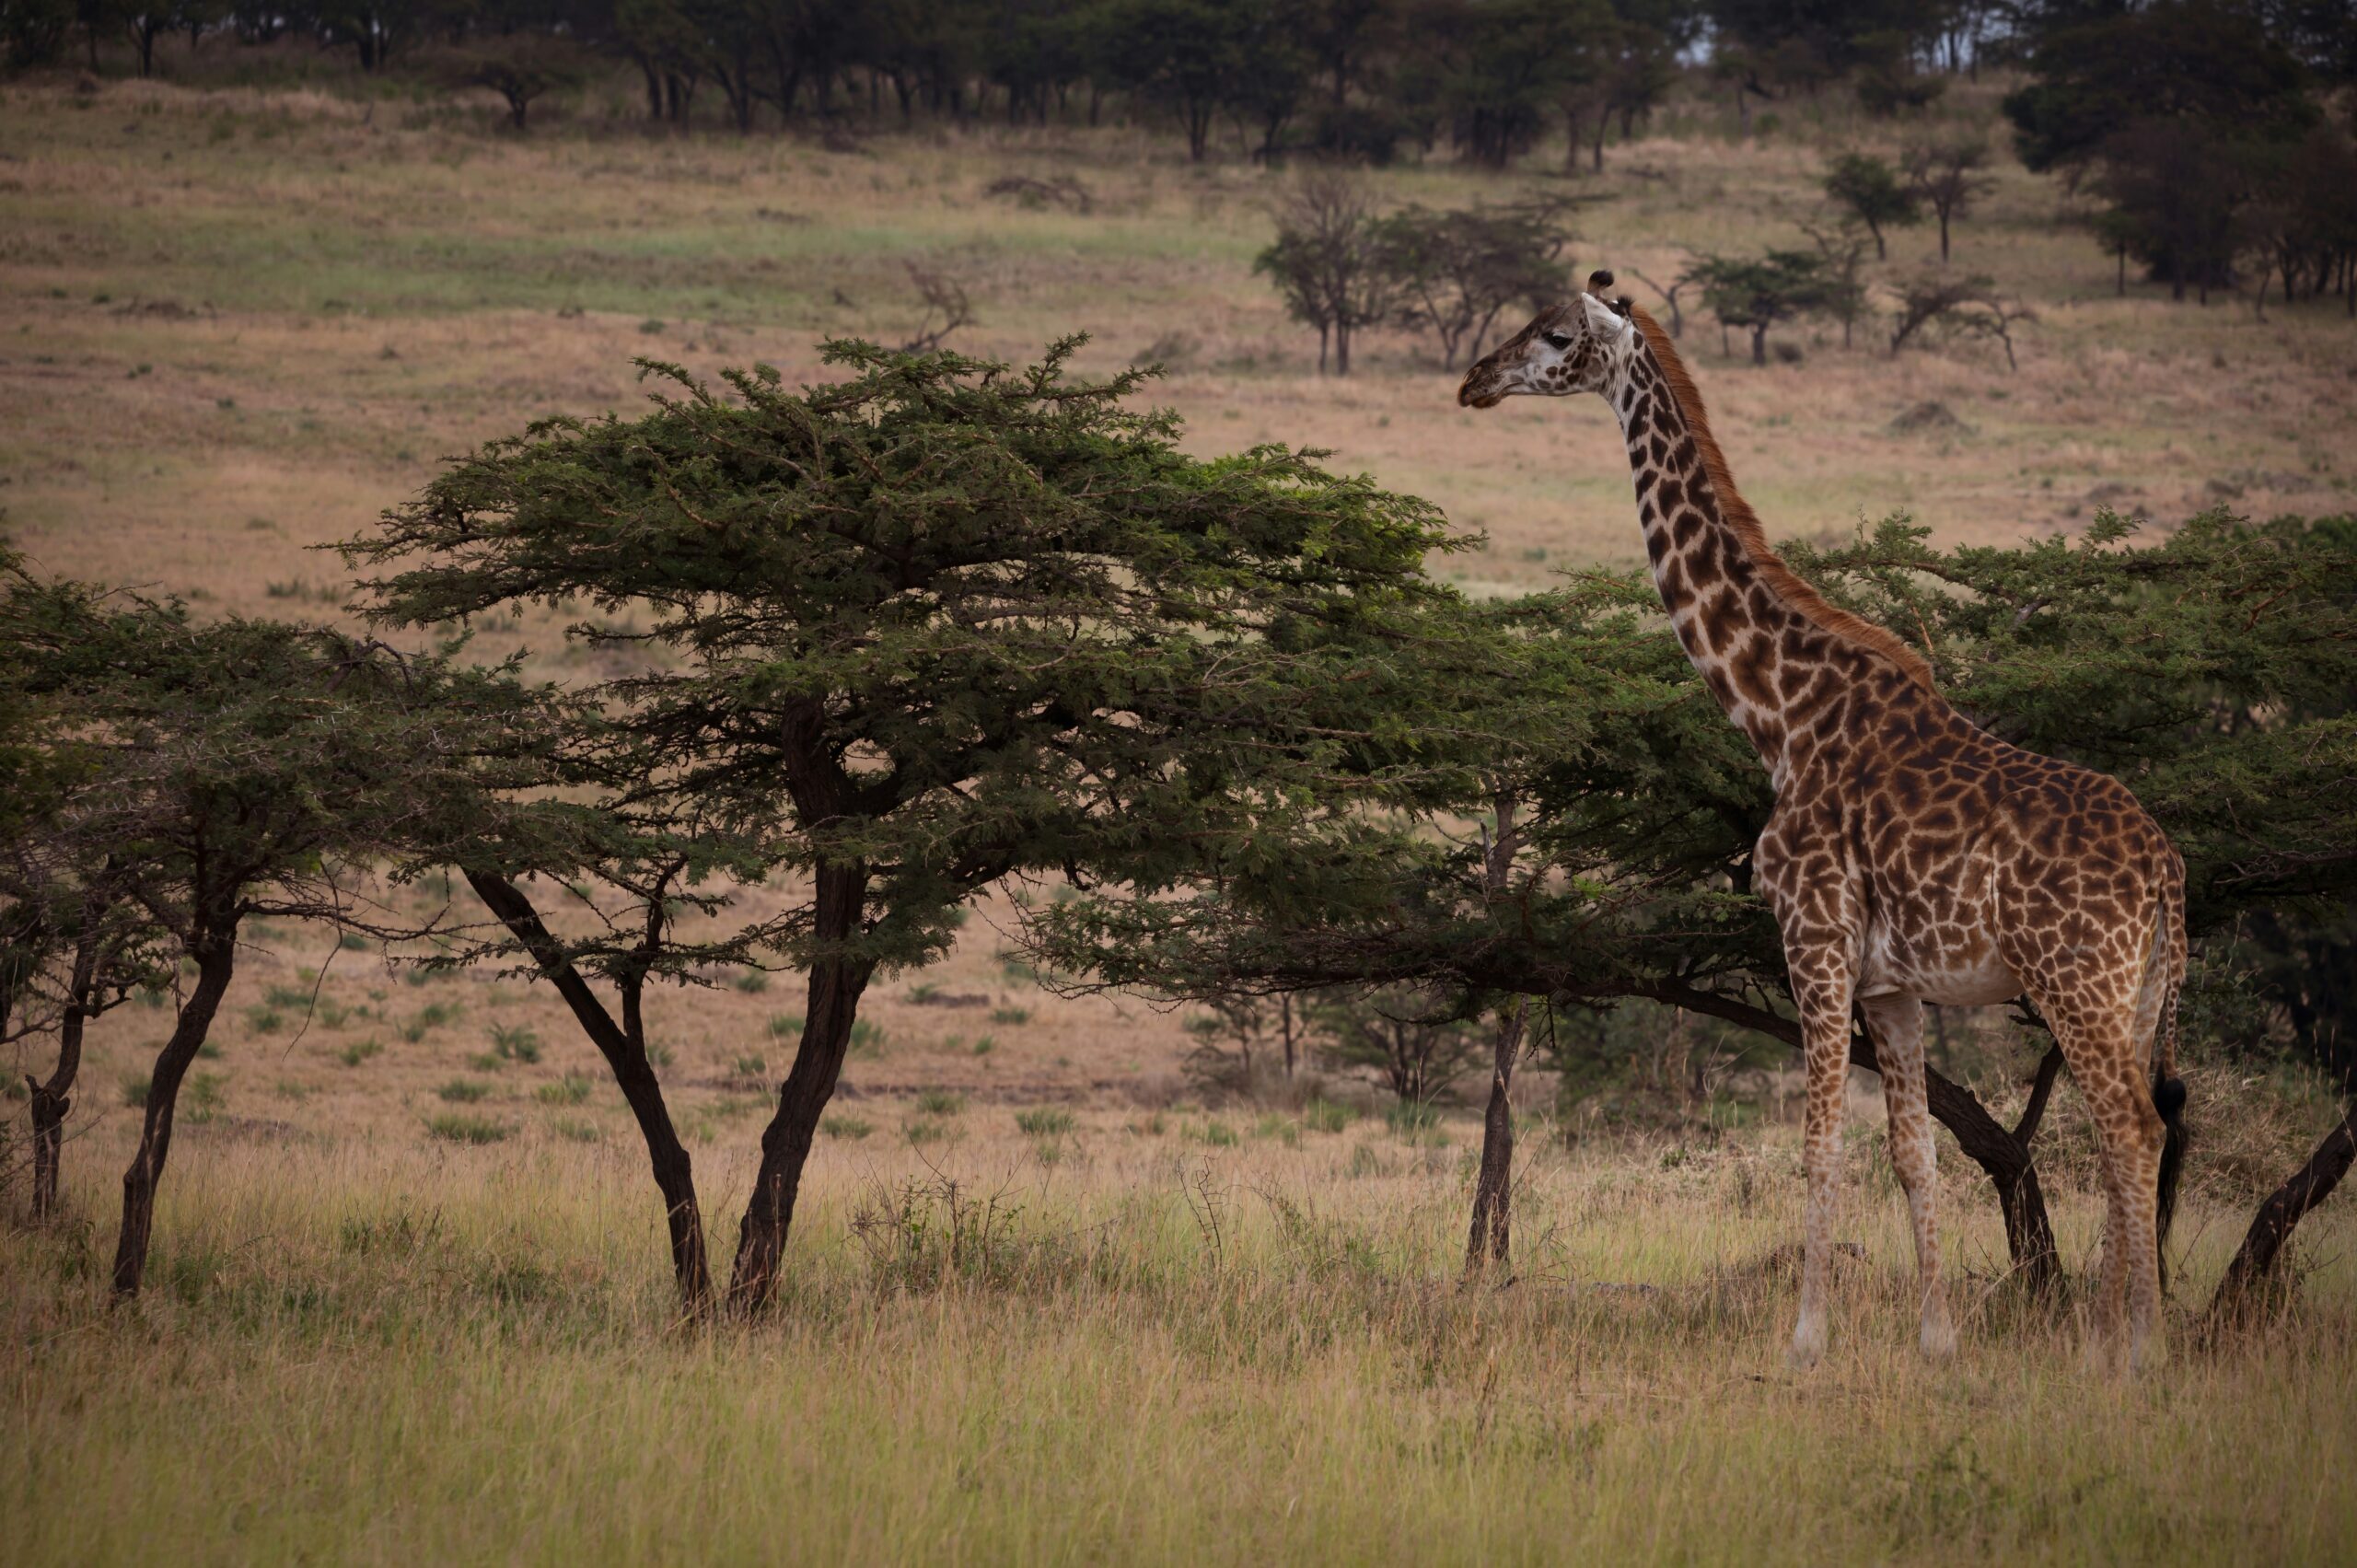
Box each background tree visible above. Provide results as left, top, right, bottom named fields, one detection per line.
left=1903, top=138, right=1994, bottom=262
left=1820, top=151, right=1922, bottom=260
left=1887, top=268, right=2032, bottom=368
left=1689, top=248, right=1852, bottom=364
left=1255, top=168, right=1399, bottom=374
left=1372, top=198, right=1574, bottom=368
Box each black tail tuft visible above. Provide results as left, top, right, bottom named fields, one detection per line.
left=2155, top=1077, right=2189, bottom=1283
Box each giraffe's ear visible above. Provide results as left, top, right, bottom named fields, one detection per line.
left=1611, top=296, right=1634, bottom=318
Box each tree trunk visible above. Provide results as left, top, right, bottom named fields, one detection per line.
left=1335, top=321, right=1352, bottom=376
left=2208, top=1102, right=2357, bottom=1324
left=728, top=861, right=875, bottom=1315
left=1939, top=210, right=1952, bottom=262
left=1750, top=323, right=1768, bottom=366
left=1466, top=788, right=1526, bottom=1275
left=112, top=930, right=238, bottom=1297
left=29, top=1005, right=88, bottom=1225
left=465, top=871, right=712, bottom=1315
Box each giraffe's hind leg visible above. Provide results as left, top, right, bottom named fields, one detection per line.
left=1862, top=994, right=1954, bottom=1360
left=2026, top=990, right=2168, bottom=1373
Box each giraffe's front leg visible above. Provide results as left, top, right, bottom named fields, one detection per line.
left=1862, top=994, right=1954, bottom=1361
left=1787, top=941, right=1856, bottom=1371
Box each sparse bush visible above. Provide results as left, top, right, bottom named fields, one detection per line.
left=821, top=1115, right=874, bottom=1140
left=490, top=1024, right=540, bottom=1063
left=535, top=1074, right=593, bottom=1107
left=338, top=1039, right=384, bottom=1069
left=1016, top=1109, right=1074, bottom=1136
left=990, top=1006, right=1031, bottom=1027
left=437, top=1079, right=492, bottom=1103
left=915, top=1089, right=965, bottom=1116
left=424, top=1113, right=510, bottom=1144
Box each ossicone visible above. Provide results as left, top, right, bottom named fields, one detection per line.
left=1587, top=268, right=1615, bottom=294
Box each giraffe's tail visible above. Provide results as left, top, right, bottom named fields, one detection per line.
left=2145, top=866, right=2191, bottom=1271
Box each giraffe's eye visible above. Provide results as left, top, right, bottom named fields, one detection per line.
left=1543, top=332, right=1573, bottom=351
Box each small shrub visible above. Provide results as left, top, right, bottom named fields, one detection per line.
left=264, top=984, right=312, bottom=1009
left=1198, top=1120, right=1239, bottom=1147
left=731, top=1052, right=769, bottom=1080
left=915, top=1089, right=965, bottom=1116
left=1015, top=1108, right=1074, bottom=1136
left=536, top=1074, right=593, bottom=1107
left=767, top=1013, right=804, bottom=1040
left=732, top=970, right=770, bottom=993
left=971, top=1035, right=996, bottom=1057
left=1304, top=1098, right=1355, bottom=1133
left=468, top=1051, right=504, bottom=1072
left=122, top=1074, right=150, bottom=1108
left=244, top=1006, right=284, bottom=1035
left=338, top=932, right=372, bottom=952
left=821, top=1114, right=874, bottom=1140
left=490, top=1024, right=540, bottom=1063
left=1386, top=1100, right=1442, bottom=1137
left=338, top=1039, right=384, bottom=1068
left=551, top=1118, right=601, bottom=1144
left=905, top=1118, right=946, bottom=1146
left=849, top=1019, right=886, bottom=1059
left=425, top=1113, right=510, bottom=1144
left=185, top=1072, right=227, bottom=1122
left=909, top=981, right=942, bottom=1003
left=989, top=1005, right=1031, bottom=1026
left=1129, top=1113, right=1167, bottom=1136
left=1256, top=1114, right=1302, bottom=1147
left=437, top=1078, right=492, bottom=1103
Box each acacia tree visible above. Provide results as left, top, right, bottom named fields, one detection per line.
left=1902, top=139, right=1996, bottom=263
left=1255, top=169, right=1399, bottom=375
left=1028, top=510, right=2357, bottom=1294
left=0, top=566, right=545, bottom=1294
left=1372, top=199, right=1576, bottom=369
left=352, top=338, right=1464, bottom=1314
left=1820, top=152, right=1922, bottom=261
left=1689, top=249, right=1853, bottom=365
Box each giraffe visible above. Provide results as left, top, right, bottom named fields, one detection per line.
left=1457, top=273, right=2190, bottom=1370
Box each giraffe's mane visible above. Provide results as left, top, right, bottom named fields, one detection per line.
left=1627, top=305, right=1937, bottom=693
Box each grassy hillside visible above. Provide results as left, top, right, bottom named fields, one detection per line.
left=6, top=67, right=2357, bottom=1566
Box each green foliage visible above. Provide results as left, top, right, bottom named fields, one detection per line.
left=1688, top=250, right=1856, bottom=366
left=1026, top=509, right=2357, bottom=1101
left=338, top=1039, right=384, bottom=1069
left=424, top=1113, right=510, bottom=1145
left=490, top=1024, right=540, bottom=1063
left=1015, top=1108, right=1074, bottom=1136
left=437, top=1079, right=493, bottom=1103
left=820, top=1114, right=873, bottom=1140
left=1371, top=199, right=1574, bottom=370
left=535, top=1074, right=594, bottom=1107
left=1819, top=153, right=1921, bottom=259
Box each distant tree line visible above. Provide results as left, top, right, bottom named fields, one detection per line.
left=17, top=0, right=2349, bottom=187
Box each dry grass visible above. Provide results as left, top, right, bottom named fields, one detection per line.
left=5, top=1110, right=2354, bottom=1565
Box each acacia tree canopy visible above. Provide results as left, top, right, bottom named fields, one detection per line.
left=350, top=336, right=1478, bottom=1310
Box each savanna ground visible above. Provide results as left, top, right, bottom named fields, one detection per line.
left=6, top=61, right=2357, bottom=1565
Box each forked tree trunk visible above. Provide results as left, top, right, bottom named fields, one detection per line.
left=729, top=861, right=875, bottom=1314
left=465, top=870, right=713, bottom=1316
left=2208, top=1101, right=2357, bottom=1325
left=113, top=929, right=238, bottom=1296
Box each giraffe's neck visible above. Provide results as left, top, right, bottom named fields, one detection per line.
left=1605, top=347, right=1812, bottom=786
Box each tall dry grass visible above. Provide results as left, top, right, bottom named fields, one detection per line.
left=5, top=1111, right=2353, bottom=1564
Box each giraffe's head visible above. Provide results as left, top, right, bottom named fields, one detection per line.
left=1457, top=271, right=1638, bottom=409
